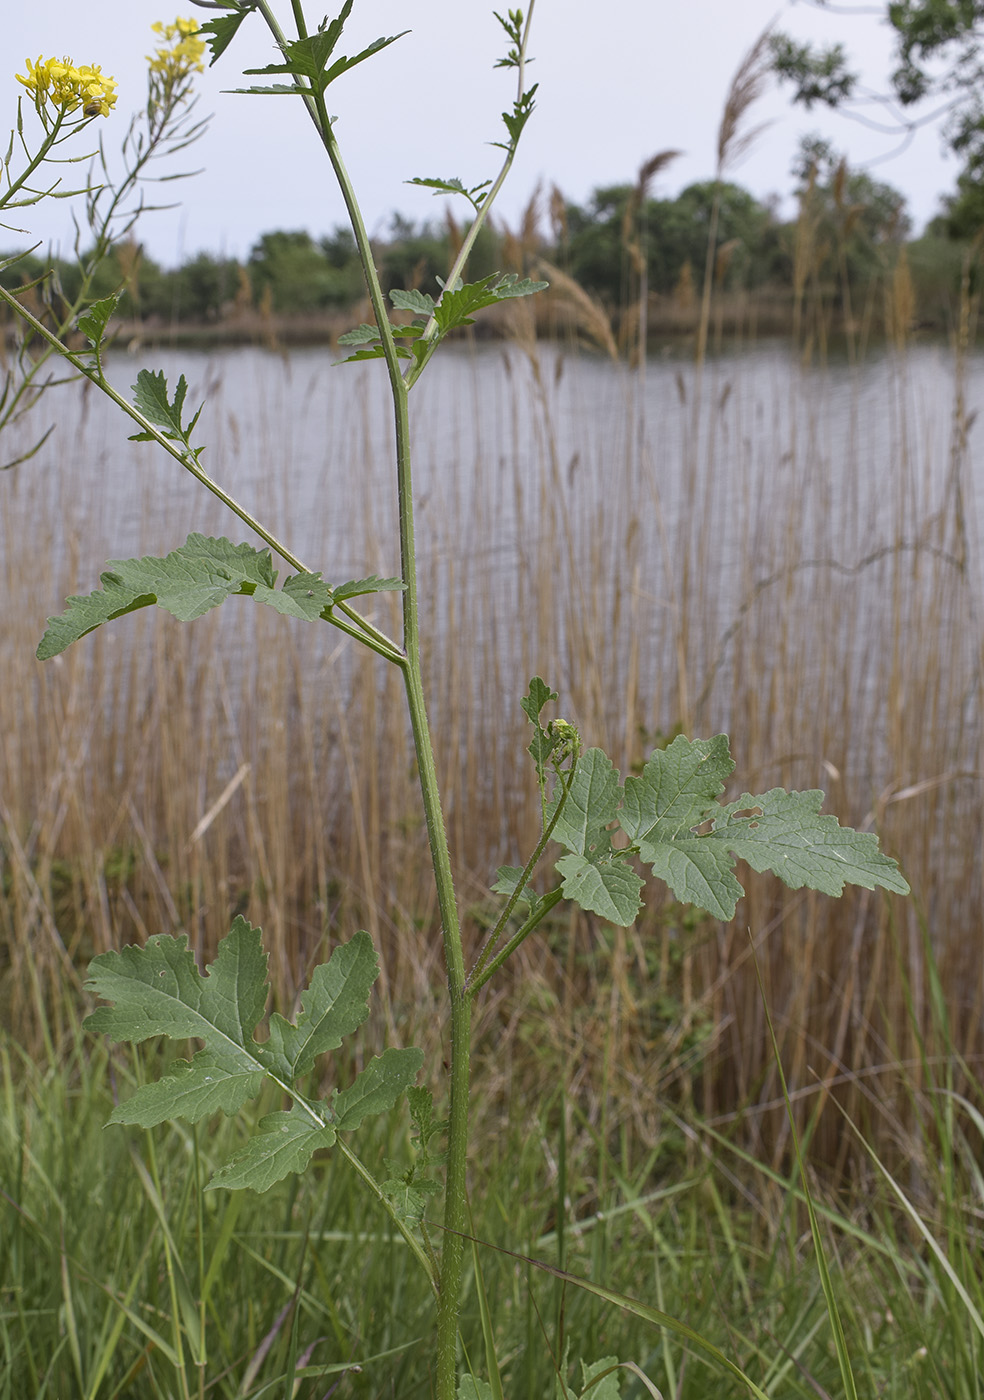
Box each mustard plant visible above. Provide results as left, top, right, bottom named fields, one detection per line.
left=0, top=17, right=207, bottom=467
left=1, top=4, right=910, bottom=1395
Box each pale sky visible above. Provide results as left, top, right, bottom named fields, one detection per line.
left=3, top=0, right=960, bottom=267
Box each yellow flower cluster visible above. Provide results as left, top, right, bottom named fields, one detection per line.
left=148, top=18, right=207, bottom=82
left=16, top=56, right=118, bottom=118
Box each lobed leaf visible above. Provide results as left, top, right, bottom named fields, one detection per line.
left=491, top=865, right=539, bottom=909
left=241, top=18, right=406, bottom=96
left=406, top=175, right=492, bottom=207
left=36, top=535, right=403, bottom=658
left=208, top=1106, right=337, bottom=1192
left=707, top=787, right=912, bottom=900
left=200, top=4, right=260, bottom=66
left=76, top=292, right=121, bottom=350
left=551, top=748, right=621, bottom=858
left=458, top=1379, right=495, bottom=1400
left=110, top=1049, right=266, bottom=1128
left=86, top=923, right=423, bottom=1190
left=555, top=853, right=643, bottom=927
left=381, top=1174, right=440, bottom=1226
left=86, top=917, right=269, bottom=1050
left=265, top=929, right=377, bottom=1079
left=130, top=368, right=202, bottom=445
left=619, top=735, right=909, bottom=920
left=332, top=1048, right=425, bottom=1131
left=521, top=675, right=559, bottom=781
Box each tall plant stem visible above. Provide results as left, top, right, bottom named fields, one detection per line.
left=254, top=8, right=472, bottom=1390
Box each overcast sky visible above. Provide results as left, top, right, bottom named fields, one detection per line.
left=3, top=0, right=960, bottom=267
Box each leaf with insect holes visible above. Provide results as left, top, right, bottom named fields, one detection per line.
left=619, top=734, right=910, bottom=920
left=36, top=533, right=403, bottom=658
left=85, top=922, right=423, bottom=1192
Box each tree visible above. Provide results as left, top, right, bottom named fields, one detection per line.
left=561, top=181, right=782, bottom=308
left=771, top=1, right=984, bottom=231
left=248, top=230, right=363, bottom=313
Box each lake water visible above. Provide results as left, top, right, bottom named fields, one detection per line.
left=5, top=336, right=980, bottom=605
left=2, top=338, right=982, bottom=856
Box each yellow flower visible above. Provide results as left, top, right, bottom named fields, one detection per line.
left=147, top=17, right=206, bottom=82
left=16, top=54, right=117, bottom=117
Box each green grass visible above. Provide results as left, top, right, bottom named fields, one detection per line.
left=4, top=953, right=984, bottom=1399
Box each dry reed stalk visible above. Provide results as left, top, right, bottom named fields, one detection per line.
left=1, top=330, right=980, bottom=1174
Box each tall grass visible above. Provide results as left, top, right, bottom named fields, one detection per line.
left=3, top=193, right=984, bottom=1392
left=2, top=311, right=981, bottom=1162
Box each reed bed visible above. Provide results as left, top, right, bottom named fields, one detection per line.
left=1, top=319, right=981, bottom=1174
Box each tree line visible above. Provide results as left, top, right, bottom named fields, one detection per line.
left=0, top=137, right=977, bottom=336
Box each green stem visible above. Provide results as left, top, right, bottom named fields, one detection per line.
left=0, top=106, right=70, bottom=211
left=466, top=761, right=575, bottom=991
left=336, top=1142, right=441, bottom=1298
left=403, top=1, right=537, bottom=392
left=468, top=887, right=565, bottom=998
left=250, top=12, right=470, bottom=1395
left=0, top=285, right=405, bottom=665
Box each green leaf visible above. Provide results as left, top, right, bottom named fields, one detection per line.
left=37, top=535, right=274, bottom=657
left=579, top=1357, right=622, bottom=1399
left=333, top=1048, right=425, bottom=1131
left=88, top=918, right=272, bottom=1128
left=241, top=17, right=406, bottom=96
left=265, top=929, right=377, bottom=1079
left=548, top=750, right=642, bottom=926
left=555, top=853, right=643, bottom=927
left=86, top=917, right=268, bottom=1050
left=389, top=288, right=435, bottom=315
left=200, top=4, right=259, bottom=66
left=491, top=865, right=538, bottom=909
left=110, top=1049, right=266, bottom=1127
left=337, top=323, right=381, bottom=345
left=86, top=923, right=422, bottom=1190
left=406, top=175, right=492, bottom=207
left=330, top=574, right=404, bottom=601
left=430, top=273, right=549, bottom=338
left=458, top=1378, right=495, bottom=1400
left=36, top=536, right=404, bottom=658
left=521, top=675, right=557, bottom=725
left=551, top=748, right=622, bottom=859
left=494, top=85, right=538, bottom=150
left=207, top=1106, right=337, bottom=1193
left=706, top=787, right=912, bottom=900
left=406, top=1084, right=446, bottom=1153
left=521, top=675, right=559, bottom=781
left=620, top=735, right=909, bottom=920
left=381, top=1173, right=440, bottom=1226
left=489, top=273, right=550, bottom=299
left=130, top=368, right=202, bottom=445
left=76, top=292, right=121, bottom=349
